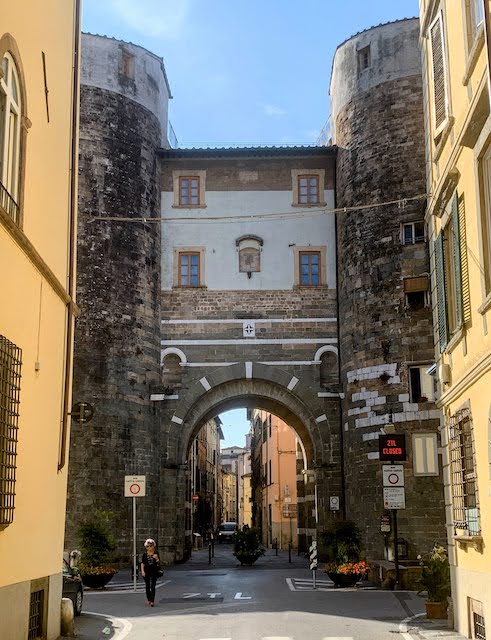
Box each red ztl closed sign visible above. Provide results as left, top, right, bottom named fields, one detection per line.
left=378, top=434, right=406, bottom=461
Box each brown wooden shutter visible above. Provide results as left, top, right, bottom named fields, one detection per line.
left=430, top=14, right=448, bottom=132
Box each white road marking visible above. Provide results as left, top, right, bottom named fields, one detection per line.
left=234, top=592, right=252, bottom=599
left=182, top=592, right=201, bottom=599
left=398, top=612, right=426, bottom=640
left=84, top=579, right=170, bottom=595
left=84, top=611, right=132, bottom=640
left=207, top=592, right=221, bottom=598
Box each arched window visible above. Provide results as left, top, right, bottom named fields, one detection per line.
left=0, top=52, right=21, bottom=222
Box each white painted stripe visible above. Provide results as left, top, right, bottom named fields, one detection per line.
left=150, top=394, right=179, bottom=401
left=321, top=637, right=354, bottom=639
left=286, top=577, right=295, bottom=591
left=318, top=392, right=343, bottom=398
left=287, top=376, right=299, bottom=390
left=245, top=362, right=253, bottom=379
left=184, top=362, right=237, bottom=367
left=171, top=415, right=183, bottom=424
left=260, top=360, right=316, bottom=366
left=200, top=377, right=211, bottom=391
left=162, top=317, right=337, bottom=324
left=262, top=637, right=294, bottom=640
left=315, top=414, right=327, bottom=423
left=84, top=612, right=132, bottom=640
left=161, top=338, right=337, bottom=346
left=399, top=613, right=426, bottom=640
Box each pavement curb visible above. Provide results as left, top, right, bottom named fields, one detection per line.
left=83, top=611, right=132, bottom=640
left=399, top=612, right=468, bottom=640
left=399, top=612, right=426, bottom=640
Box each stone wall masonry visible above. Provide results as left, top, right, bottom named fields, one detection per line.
left=333, top=22, right=446, bottom=561
left=160, top=155, right=336, bottom=192
left=66, top=84, right=162, bottom=560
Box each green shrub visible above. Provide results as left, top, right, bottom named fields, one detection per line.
left=319, top=520, right=362, bottom=565
left=417, top=546, right=451, bottom=602
left=77, top=510, right=116, bottom=568
left=233, top=527, right=265, bottom=566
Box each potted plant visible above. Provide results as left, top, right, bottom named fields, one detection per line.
left=77, top=511, right=118, bottom=588
left=320, top=520, right=366, bottom=587
left=417, top=546, right=451, bottom=619
left=232, top=527, right=265, bottom=566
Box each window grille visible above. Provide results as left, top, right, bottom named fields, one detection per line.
left=449, top=408, right=480, bottom=535
left=28, top=590, right=44, bottom=640
left=0, top=335, right=22, bottom=527
left=474, top=612, right=486, bottom=640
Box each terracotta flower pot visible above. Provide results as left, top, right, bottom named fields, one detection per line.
left=425, top=601, right=447, bottom=619
left=327, top=572, right=362, bottom=588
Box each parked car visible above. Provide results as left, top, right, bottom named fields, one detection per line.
left=217, top=522, right=238, bottom=543
left=62, top=559, right=83, bottom=616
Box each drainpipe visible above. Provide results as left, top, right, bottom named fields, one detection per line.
left=58, top=0, right=81, bottom=471
left=333, top=148, right=347, bottom=518
left=483, top=0, right=491, bottom=95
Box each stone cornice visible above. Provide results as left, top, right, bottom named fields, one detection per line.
left=438, top=348, right=491, bottom=406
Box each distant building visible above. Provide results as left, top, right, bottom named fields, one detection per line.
left=251, top=410, right=298, bottom=549
left=0, top=3, right=81, bottom=638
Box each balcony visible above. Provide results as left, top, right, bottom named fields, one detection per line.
left=0, top=182, right=19, bottom=223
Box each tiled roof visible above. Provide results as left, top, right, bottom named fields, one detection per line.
left=159, top=145, right=337, bottom=159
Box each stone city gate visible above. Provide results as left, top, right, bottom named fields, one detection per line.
left=156, top=362, right=343, bottom=563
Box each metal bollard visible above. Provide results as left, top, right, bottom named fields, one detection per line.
left=208, top=542, right=212, bottom=565
left=212, top=539, right=215, bottom=558
left=275, top=538, right=278, bottom=556
left=288, top=542, right=292, bottom=563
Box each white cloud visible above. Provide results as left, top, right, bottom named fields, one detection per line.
left=262, top=103, right=287, bottom=117
left=110, top=0, right=191, bottom=39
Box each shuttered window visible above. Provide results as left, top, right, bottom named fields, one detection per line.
left=429, top=13, right=449, bottom=134
left=451, top=194, right=463, bottom=327
left=434, top=232, right=449, bottom=351
left=480, top=147, right=491, bottom=293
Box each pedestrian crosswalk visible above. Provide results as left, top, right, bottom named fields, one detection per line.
left=286, top=577, right=375, bottom=592
left=84, top=579, right=169, bottom=594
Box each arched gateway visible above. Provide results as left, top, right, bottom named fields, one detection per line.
left=157, top=364, right=342, bottom=562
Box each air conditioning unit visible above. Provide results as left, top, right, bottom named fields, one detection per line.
left=438, top=363, right=451, bottom=385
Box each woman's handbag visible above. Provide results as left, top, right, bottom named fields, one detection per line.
left=157, top=566, right=164, bottom=578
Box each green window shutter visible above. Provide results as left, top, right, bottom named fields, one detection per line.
left=458, top=194, right=471, bottom=325
left=429, top=13, right=448, bottom=131
left=435, top=232, right=449, bottom=351
left=452, top=192, right=463, bottom=328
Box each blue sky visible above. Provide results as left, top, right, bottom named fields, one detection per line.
left=82, top=0, right=419, bottom=148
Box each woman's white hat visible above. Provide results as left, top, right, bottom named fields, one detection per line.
left=144, top=538, right=156, bottom=547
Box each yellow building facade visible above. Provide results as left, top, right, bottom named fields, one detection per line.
left=0, top=2, right=80, bottom=638
left=252, top=410, right=298, bottom=550
left=420, top=0, right=491, bottom=635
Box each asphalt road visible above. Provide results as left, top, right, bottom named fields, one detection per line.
left=74, top=546, right=426, bottom=640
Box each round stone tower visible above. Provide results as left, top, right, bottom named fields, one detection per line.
left=331, top=19, right=446, bottom=560
left=65, top=34, right=171, bottom=559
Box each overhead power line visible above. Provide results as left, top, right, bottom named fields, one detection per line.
left=87, top=192, right=430, bottom=225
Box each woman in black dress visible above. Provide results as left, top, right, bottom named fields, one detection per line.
left=140, top=538, right=160, bottom=606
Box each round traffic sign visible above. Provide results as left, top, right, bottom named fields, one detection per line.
left=129, top=483, right=142, bottom=495
left=387, top=473, right=400, bottom=485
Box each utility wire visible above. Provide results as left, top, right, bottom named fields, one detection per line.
left=87, top=192, right=430, bottom=225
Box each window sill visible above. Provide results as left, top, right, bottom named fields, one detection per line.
left=453, top=534, right=483, bottom=551
left=433, top=116, right=455, bottom=163
left=445, top=326, right=465, bottom=354
left=172, top=204, right=207, bottom=209
left=462, top=25, right=485, bottom=87
left=477, top=291, right=491, bottom=315
left=172, top=285, right=208, bottom=290
left=291, top=202, right=327, bottom=208
left=293, top=284, right=328, bottom=290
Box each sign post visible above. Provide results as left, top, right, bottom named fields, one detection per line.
left=124, top=475, right=146, bottom=592
left=379, top=435, right=406, bottom=590
left=309, top=540, right=318, bottom=589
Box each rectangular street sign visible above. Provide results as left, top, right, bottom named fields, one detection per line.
left=383, top=487, right=405, bottom=509
left=382, top=465, right=404, bottom=487
left=379, top=434, right=407, bottom=461
left=124, top=475, right=146, bottom=497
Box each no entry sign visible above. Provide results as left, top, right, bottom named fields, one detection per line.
left=382, top=465, right=404, bottom=487
left=124, top=475, right=146, bottom=497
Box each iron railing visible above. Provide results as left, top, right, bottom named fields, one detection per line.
left=168, top=120, right=179, bottom=149
left=0, top=181, right=19, bottom=223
